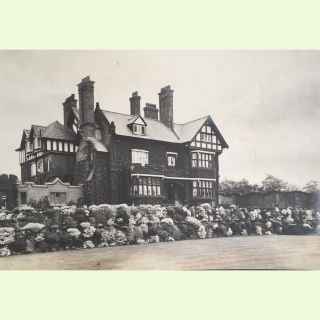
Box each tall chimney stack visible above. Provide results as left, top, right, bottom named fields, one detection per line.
left=159, top=85, right=174, bottom=129
left=129, top=91, right=141, bottom=116
left=63, top=94, right=77, bottom=129
left=144, top=103, right=159, bottom=120
left=78, top=76, right=95, bottom=138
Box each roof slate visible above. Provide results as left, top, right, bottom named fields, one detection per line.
left=102, top=110, right=180, bottom=143
left=42, top=121, right=77, bottom=141
left=101, top=109, right=228, bottom=147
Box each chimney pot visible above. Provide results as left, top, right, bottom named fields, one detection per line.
left=78, top=76, right=95, bottom=138
left=159, top=85, right=174, bottom=129
left=144, top=103, right=159, bottom=120
left=63, top=94, right=77, bottom=129
left=129, top=91, right=141, bottom=115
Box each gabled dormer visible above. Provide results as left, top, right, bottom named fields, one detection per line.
left=127, top=115, right=147, bottom=136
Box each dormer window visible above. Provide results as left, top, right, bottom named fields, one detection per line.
left=128, top=115, right=147, bottom=136
left=133, top=124, right=145, bottom=135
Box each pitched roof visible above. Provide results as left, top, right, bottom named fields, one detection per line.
left=30, top=125, right=47, bottom=138
left=101, top=110, right=180, bottom=143
left=42, top=121, right=77, bottom=141
left=100, top=109, right=228, bottom=147
left=175, top=115, right=229, bottom=148
left=174, top=116, right=208, bottom=143
left=16, top=130, right=30, bottom=151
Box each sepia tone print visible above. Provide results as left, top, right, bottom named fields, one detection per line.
left=0, top=50, right=319, bottom=270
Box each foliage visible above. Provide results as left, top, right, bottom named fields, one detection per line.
left=220, top=175, right=305, bottom=194
left=303, top=180, right=320, bottom=193
left=261, top=175, right=288, bottom=192
left=220, top=178, right=260, bottom=195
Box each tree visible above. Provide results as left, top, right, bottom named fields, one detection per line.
left=261, top=174, right=288, bottom=192
left=303, top=180, right=320, bottom=193
left=220, top=178, right=260, bottom=195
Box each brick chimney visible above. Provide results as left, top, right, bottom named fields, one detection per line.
left=159, top=85, right=174, bottom=129
left=144, top=103, right=159, bottom=120
left=63, top=94, right=77, bottom=129
left=78, top=76, right=95, bottom=138
left=129, top=91, right=141, bottom=116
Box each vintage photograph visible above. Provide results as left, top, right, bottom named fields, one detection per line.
left=0, top=50, right=319, bottom=270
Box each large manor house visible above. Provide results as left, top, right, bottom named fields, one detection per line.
left=16, top=77, right=228, bottom=206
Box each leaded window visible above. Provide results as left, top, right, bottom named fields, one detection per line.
left=131, top=176, right=161, bottom=197
left=131, top=149, right=149, bottom=166
left=191, top=152, right=214, bottom=168
left=192, top=180, right=214, bottom=199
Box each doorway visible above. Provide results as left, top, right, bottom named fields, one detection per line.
left=165, top=180, right=186, bottom=205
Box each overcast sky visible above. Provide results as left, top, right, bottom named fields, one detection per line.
left=0, top=50, right=319, bottom=187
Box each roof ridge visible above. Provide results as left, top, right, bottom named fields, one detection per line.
left=31, top=124, right=46, bottom=128
left=174, top=115, right=209, bottom=125
left=101, top=109, right=131, bottom=117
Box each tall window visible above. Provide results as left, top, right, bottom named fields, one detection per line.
left=58, top=141, right=63, bottom=151
left=167, top=153, right=177, bottom=167
left=31, top=162, right=36, bottom=176
left=131, top=176, right=161, bottom=197
left=46, top=158, right=51, bottom=172
left=26, top=141, right=31, bottom=153
left=95, top=129, right=102, bottom=140
left=131, top=149, right=149, bottom=166
left=64, top=142, right=68, bottom=152
left=192, top=180, right=214, bottom=199
left=52, top=141, right=57, bottom=151
left=37, top=159, right=44, bottom=173
left=191, top=152, right=214, bottom=168
left=47, top=140, right=51, bottom=151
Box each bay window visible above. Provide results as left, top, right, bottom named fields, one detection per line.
left=131, top=176, right=161, bottom=197
left=191, top=151, right=214, bottom=168
left=192, top=180, right=214, bottom=199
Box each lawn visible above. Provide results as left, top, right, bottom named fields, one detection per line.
left=1, top=234, right=319, bottom=270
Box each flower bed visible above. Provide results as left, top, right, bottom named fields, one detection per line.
left=0, top=204, right=319, bottom=257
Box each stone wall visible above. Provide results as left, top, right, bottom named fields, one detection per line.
left=17, top=178, right=82, bottom=206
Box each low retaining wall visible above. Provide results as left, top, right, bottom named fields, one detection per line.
left=17, top=178, right=83, bottom=206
